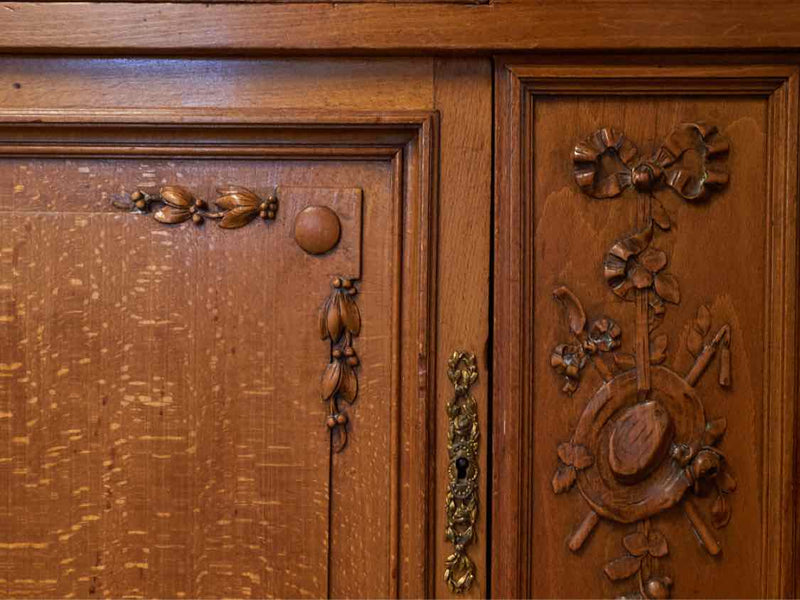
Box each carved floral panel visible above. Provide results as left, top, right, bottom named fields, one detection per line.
left=530, top=95, right=771, bottom=598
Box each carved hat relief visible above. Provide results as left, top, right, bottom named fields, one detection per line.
left=550, top=123, right=736, bottom=599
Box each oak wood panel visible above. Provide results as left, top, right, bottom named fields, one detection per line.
left=494, top=60, right=799, bottom=599
left=0, top=106, right=438, bottom=598
left=0, top=58, right=434, bottom=112
left=1, top=2, right=800, bottom=53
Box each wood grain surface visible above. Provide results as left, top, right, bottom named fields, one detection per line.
left=0, top=1, right=799, bottom=52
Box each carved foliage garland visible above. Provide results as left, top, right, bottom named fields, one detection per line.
left=113, top=185, right=279, bottom=228
left=551, top=123, right=736, bottom=599
left=444, top=351, right=479, bottom=594
left=319, top=277, right=361, bottom=452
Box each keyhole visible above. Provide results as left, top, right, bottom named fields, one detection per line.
left=455, top=457, right=469, bottom=480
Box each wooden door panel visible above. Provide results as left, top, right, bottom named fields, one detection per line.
left=0, top=113, right=435, bottom=598
left=494, top=61, right=798, bottom=598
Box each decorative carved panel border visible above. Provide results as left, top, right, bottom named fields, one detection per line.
left=0, top=109, right=437, bottom=597
left=493, top=60, right=798, bottom=599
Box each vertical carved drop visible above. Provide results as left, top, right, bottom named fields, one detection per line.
left=319, top=276, right=361, bottom=452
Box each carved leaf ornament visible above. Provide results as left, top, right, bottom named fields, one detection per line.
left=114, top=184, right=279, bottom=228
left=551, top=123, right=736, bottom=598
left=319, top=277, right=361, bottom=452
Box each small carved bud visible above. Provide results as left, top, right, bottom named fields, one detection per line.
left=260, top=201, right=268, bottom=211
left=259, top=210, right=268, bottom=219
left=691, top=449, right=722, bottom=481
left=192, top=214, right=203, bottom=225
left=347, top=357, right=359, bottom=367
left=135, top=199, right=147, bottom=210
left=326, top=416, right=337, bottom=429
left=332, top=277, right=342, bottom=288
left=332, top=349, right=343, bottom=359
left=348, top=287, right=357, bottom=296
left=342, top=279, right=353, bottom=289
left=189, top=205, right=197, bottom=214
left=196, top=199, right=207, bottom=209
left=336, top=413, right=347, bottom=425
left=131, top=191, right=143, bottom=201
left=671, top=442, right=692, bottom=466
left=644, top=576, right=672, bottom=599
left=266, top=211, right=276, bottom=219
left=344, top=347, right=355, bottom=357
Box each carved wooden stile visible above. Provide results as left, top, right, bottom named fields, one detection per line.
left=551, top=123, right=737, bottom=599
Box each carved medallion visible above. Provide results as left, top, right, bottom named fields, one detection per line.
left=551, top=123, right=737, bottom=599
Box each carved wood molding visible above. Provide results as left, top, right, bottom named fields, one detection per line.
left=493, top=63, right=800, bottom=599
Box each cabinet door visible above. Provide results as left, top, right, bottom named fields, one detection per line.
left=494, top=59, right=799, bottom=598
left=0, top=57, right=492, bottom=598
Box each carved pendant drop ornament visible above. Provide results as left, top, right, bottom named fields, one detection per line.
left=551, top=123, right=736, bottom=599
left=319, top=277, right=361, bottom=452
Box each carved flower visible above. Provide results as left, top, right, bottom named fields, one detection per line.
left=152, top=185, right=207, bottom=225
left=550, top=344, right=586, bottom=394
left=550, top=344, right=584, bottom=379
left=214, top=186, right=278, bottom=229
left=587, top=317, right=621, bottom=352
left=603, top=221, right=680, bottom=304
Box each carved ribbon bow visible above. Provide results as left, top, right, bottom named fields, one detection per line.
left=572, top=122, right=729, bottom=201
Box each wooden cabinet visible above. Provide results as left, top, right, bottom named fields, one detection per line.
left=0, top=6, right=799, bottom=599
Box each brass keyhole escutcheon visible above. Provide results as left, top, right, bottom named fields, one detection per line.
left=294, top=205, right=341, bottom=255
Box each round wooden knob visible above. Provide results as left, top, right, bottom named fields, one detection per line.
left=294, top=206, right=341, bottom=255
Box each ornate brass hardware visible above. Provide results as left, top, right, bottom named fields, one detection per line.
left=444, top=351, right=479, bottom=594
left=113, top=185, right=278, bottom=228
left=319, top=276, right=361, bottom=452
left=551, top=123, right=736, bottom=598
